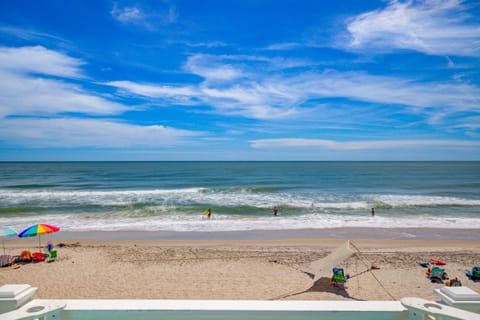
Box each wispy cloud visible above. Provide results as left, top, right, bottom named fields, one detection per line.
left=111, top=5, right=145, bottom=24
left=344, top=0, right=480, bottom=56
left=184, top=54, right=245, bottom=82
left=106, top=80, right=198, bottom=98
left=250, top=138, right=480, bottom=150
left=263, top=42, right=301, bottom=51
left=180, top=41, right=229, bottom=48
left=0, top=45, right=207, bottom=150
left=0, top=118, right=201, bottom=148
left=106, top=53, right=480, bottom=124
left=0, top=46, right=127, bottom=117
left=0, top=26, right=68, bottom=45
left=110, top=2, right=177, bottom=29
left=0, top=46, right=83, bottom=78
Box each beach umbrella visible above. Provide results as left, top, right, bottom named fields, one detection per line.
left=0, top=227, right=17, bottom=254
left=18, top=224, right=60, bottom=251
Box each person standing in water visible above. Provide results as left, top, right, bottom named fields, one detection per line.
left=273, top=206, right=278, bottom=216
left=205, top=208, right=212, bottom=219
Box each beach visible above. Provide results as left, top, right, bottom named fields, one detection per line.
left=1, top=162, right=479, bottom=301
left=2, top=230, right=479, bottom=301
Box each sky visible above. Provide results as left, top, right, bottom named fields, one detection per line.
left=0, top=0, right=479, bottom=161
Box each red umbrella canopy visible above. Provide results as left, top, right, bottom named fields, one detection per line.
left=18, top=224, right=60, bottom=237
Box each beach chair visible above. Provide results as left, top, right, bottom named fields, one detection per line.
left=331, top=267, right=348, bottom=287
left=466, top=266, right=480, bottom=281
left=0, top=255, right=13, bottom=267
left=47, top=250, right=57, bottom=263
left=20, top=250, right=33, bottom=263
left=32, top=252, right=46, bottom=263
left=445, top=277, right=462, bottom=287
left=428, top=266, right=448, bottom=283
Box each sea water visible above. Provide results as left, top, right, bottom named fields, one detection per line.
left=0, top=161, right=479, bottom=232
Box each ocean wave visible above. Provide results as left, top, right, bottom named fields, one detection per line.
left=1, top=188, right=479, bottom=211
left=2, top=212, right=479, bottom=232
left=372, top=195, right=480, bottom=207
left=2, top=183, right=61, bottom=189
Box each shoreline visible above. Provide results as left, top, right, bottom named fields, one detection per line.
left=28, top=227, right=480, bottom=241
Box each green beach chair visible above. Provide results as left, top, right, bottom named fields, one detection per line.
left=331, top=267, right=348, bottom=287
left=47, top=250, right=57, bottom=263
left=428, top=266, right=448, bottom=283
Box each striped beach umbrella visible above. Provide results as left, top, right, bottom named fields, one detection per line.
left=18, top=224, right=60, bottom=251
left=0, top=227, right=17, bottom=254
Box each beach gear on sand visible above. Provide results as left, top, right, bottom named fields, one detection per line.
left=466, top=266, right=480, bottom=281
left=0, top=255, right=20, bottom=269
left=20, top=250, right=33, bottom=262
left=0, top=228, right=17, bottom=255
left=331, top=267, right=349, bottom=287
left=430, top=259, right=446, bottom=266
left=18, top=224, right=60, bottom=251
left=445, top=278, right=462, bottom=287
left=32, top=252, right=45, bottom=262
left=0, top=255, right=13, bottom=267
left=427, top=266, right=448, bottom=283
left=47, top=250, right=57, bottom=263
left=419, top=262, right=429, bottom=268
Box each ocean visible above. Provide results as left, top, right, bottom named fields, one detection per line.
left=1, top=162, right=479, bottom=233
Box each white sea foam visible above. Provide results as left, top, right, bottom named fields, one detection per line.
left=2, top=188, right=479, bottom=209
left=373, top=194, right=480, bottom=207
left=1, top=188, right=479, bottom=232
left=2, top=211, right=479, bottom=232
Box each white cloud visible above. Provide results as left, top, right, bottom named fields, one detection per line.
left=250, top=138, right=480, bottom=150
left=105, top=80, right=199, bottom=105
left=264, top=42, right=301, bottom=51
left=345, top=0, right=480, bottom=56
left=0, top=46, right=128, bottom=117
left=110, top=3, right=177, bottom=28
left=107, top=54, right=480, bottom=122
left=184, top=54, right=245, bottom=82
left=297, top=70, right=480, bottom=113
left=0, top=27, right=68, bottom=47
left=0, top=118, right=201, bottom=148
left=0, top=72, right=127, bottom=117
left=111, top=4, right=146, bottom=24
left=181, top=41, right=229, bottom=48
left=0, top=46, right=83, bottom=78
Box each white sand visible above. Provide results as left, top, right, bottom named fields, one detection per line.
left=1, top=237, right=479, bottom=301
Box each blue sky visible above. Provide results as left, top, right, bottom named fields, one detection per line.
left=0, top=0, right=479, bottom=160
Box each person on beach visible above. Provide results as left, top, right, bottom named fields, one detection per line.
left=273, top=206, right=278, bottom=216
left=371, top=207, right=375, bottom=216
left=204, top=208, right=212, bottom=219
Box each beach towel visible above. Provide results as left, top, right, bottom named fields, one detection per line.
left=33, top=252, right=46, bottom=262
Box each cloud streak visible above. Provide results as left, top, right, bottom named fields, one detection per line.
left=0, top=46, right=83, bottom=78
left=250, top=138, right=480, bottom=150
left=345, top=0, right=480, bottom=56
left=106, top=54, right=480, bottom=125
left=0, top=46, right=127, bottom=118
left=110, top=2, right=177, bottom=29
left=0, top=118, right=201, bottom=148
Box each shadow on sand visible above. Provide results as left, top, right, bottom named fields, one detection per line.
left=275, top=272, right=363, bottom=301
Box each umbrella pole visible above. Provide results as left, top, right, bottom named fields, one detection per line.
left=38, top=235, right=41, bottom=252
